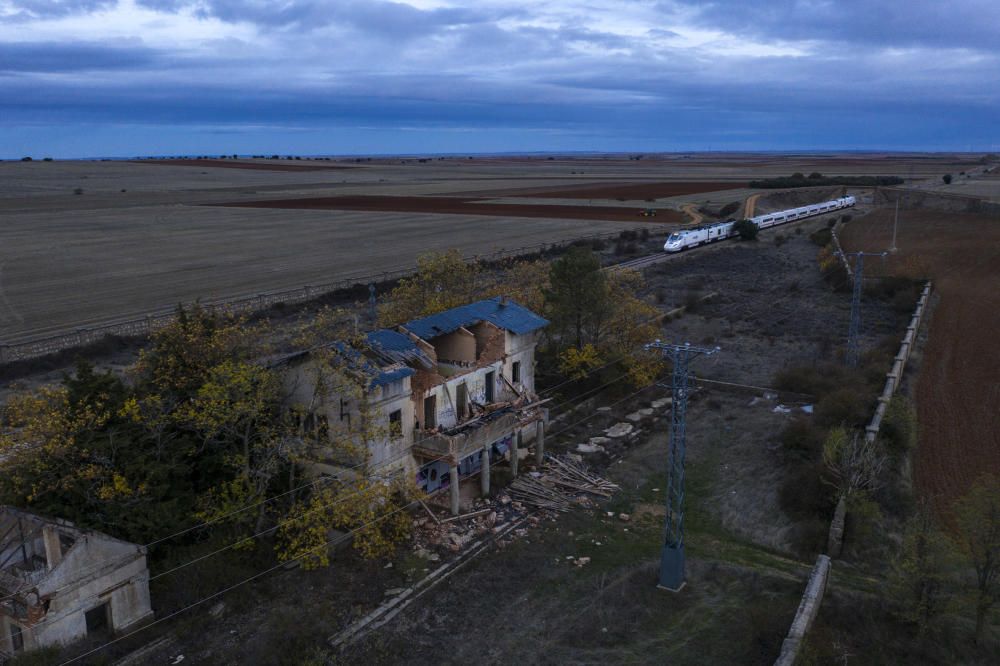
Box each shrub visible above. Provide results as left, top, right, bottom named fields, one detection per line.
left=781, top=418, right=825, bottom=458
left=719, top=201, right=740, bottom=217
left=73, top=187, right=84, bottom=195
left=774, top=234, right=787, bottom=246
left=814, top=387, right=870, bottom=429
left=780, top=462, right=836, bottom=520
left=942, top=174, right=952, bottom=184
left=733, top=219, right=759, bottom=241
left=810, top=228, right=832, bottom=246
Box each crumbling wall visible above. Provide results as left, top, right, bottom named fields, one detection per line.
left=774, top=555, right=831, bottom=666
left=433, top=328, right=476, bottom=364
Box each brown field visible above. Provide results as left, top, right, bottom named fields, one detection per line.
left=133, top=159, right=355, bottom=172
left=213, top=194, right=685, bottom=222
left=472, top=180, right=740, bottom=199
left=839, top=209, right=1000, bottom=511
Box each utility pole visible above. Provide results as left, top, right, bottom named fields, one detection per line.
left=839, top=251, right=887, bottom=367
left=368, top=283, right=377, bottom=327
left=644, top=341, right=720, bottom=591
left=890, top=197, right=899, bottom=254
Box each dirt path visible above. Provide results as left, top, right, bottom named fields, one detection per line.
left=839, top=209, right=1000, bottom=512
left=680, top=202, right=704, bottom=224
left=743, top=193, right=761, bottom=218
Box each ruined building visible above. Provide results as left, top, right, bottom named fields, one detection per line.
left=280, top=296, right=549, bottom=514
left=0, top=507, right=153, bottom=660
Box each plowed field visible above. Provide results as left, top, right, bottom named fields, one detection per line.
left=213, top=195, right=683, bottom=223
left=839, top=209, right=1000, bottom=511
left=479, top=180, right=740, bottom=199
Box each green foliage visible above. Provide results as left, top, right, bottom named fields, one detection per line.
left=951, top=475, right=1000, bottom=644
left=378, top=249, right=478, bottom=325
left=732, top=218, right=759, bottom=241
left=814, top=387, right=871, bottom=429
left=780, top=417, right=824, bottom=459
left=544, top=245, right=611, bottom=349
left=809, top=227, right=832, bottom=247
left=888, top=506, right=958, bottom=637
left=0, top=307, right=291, bottom=547
left=881, top=396, right=918, bottom=454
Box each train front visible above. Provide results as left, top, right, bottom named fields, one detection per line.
left=663, top=231, right=686, bottom=252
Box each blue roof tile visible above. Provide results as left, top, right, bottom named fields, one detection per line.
left=402, top=297, right=548, bottom=339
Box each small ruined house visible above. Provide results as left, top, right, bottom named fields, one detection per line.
left=281, top=296, right=549, bottom=514
left=0, top=507, right=153, bottom=660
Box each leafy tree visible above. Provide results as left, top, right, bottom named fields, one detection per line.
left=558, top=344, right=602, bottom=380
left=732, top=219, right=759, bottom=241
left=808, top=172, right=823, bottom=179
left=277, top=477, right=414, bottom=567
left=544, top=245, right=611, bottom=349
left=823, top=427, right=886, bottom=500
left=952, top=475, right=1000, bottom=644
left=889, top=505, right=957, bottom=637
left=942, top=174, right=953, bottom=184
left=378, top=249, right=478, bottom=325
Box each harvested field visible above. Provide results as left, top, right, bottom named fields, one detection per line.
left=213, top=195, right=684, bottom=223
left=839, top=209, right=1000, bottom=511
left=133, top=159, right=355, bottom=172
left=474, top=180, right=741, bottom=200
left=0, top=206, right=637, bottom=340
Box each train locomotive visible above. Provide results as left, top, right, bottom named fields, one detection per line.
left=663, top=196, right=856, bottom=252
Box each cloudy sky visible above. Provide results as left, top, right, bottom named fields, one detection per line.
left=1, top=0, right=998, bottom=157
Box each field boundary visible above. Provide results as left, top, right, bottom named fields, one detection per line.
left=0, top=227, right=661, bottom=365
left=777, top=281, right=932, bottom=666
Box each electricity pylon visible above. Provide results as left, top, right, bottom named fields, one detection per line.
left=645, top=341, right=720, bottom=591
left=839, top=251, right=886, bottom=367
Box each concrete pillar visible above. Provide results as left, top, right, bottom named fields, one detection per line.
left=535, top=420, right=545, bottom=467
left=42, top=526, right=63, bottom=570
left=481, top=447, right=490, bottom=497
left=449, top=464, right=460, bottom=516
left=511, top=432, right=520, bottom=477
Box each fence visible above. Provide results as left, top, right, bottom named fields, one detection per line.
left=778, top=281, right=932, bottom=665
left=0, top=226, right=664, bottom=364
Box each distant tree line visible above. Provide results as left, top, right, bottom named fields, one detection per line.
left=749, top=172, right=904, bottom=189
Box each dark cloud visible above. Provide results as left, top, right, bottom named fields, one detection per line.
left=0, top=41, right=161, bottom=73
left=2, top=1, right=999, bottom=155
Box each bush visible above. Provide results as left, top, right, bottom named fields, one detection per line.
left=780, top=462, right=836, bottom=520
left=719, top=201, right=740, bottom=217
left=810, top=228, right=832, bottom=246
left=774, top=234, right=787, bottom=246
left=733, top=219, right=759, bottom=241
left=781, top=418, right=825, bottom=458
left=814, top=387, right=871, bottom=429
left=942, top=174, right=952, bottom=184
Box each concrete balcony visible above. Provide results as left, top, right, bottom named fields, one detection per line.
left=412, top=410, right=529, bottom=465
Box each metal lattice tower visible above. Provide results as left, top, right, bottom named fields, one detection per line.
left=840, top=252, right=886, bottom=367
left=645, top=341, right=720, bottom=591
left=368, top=283, right=377, bottom=326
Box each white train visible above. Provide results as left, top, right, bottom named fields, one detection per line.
left=663, top=196, right=856, bottom=252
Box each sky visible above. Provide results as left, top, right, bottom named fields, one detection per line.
left=1, top=0, right=999, bottom=157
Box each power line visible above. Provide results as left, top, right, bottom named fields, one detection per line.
left=58, top=498, right=423, bottom=666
